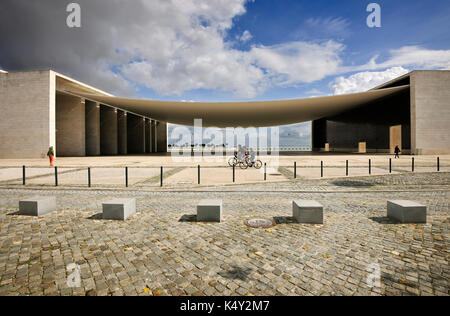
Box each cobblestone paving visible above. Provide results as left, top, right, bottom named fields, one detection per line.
left=0, top=173, right=448, bottom=296
left=183, top=172, right=450, bottom=192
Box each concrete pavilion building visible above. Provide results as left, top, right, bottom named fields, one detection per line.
left=0, top=70, right=167, bottom=158
left=0, top=69, right=449, bottom=158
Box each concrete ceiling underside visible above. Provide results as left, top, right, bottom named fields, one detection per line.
left=65, top=85, right=409, bottom=127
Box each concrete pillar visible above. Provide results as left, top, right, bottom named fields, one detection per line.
left=157, top=121, right=168, bottom=153
left=127, top=114, right=145, bottom=154
left=56, top=93, right=86, bottom=156
left=118, top=110, right=127, bottom=155
left=151, top=120, right=157, bottom=152
left=100, top=105, right=118, bottom=155
left=145, top=119, right=151, bottom=153
left=85, top=100, right=100, bottom=156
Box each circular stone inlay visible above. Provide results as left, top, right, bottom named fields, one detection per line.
left=244, top=218, right=276, bottom=229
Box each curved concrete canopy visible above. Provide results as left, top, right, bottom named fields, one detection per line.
left=69, top=85, right=409, bottom=127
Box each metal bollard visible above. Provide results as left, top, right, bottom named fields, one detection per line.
left=125, top=167, right=128, bottom=187
left=412, top=157, right=415, bottom=172
left=389, top=158, right=392, bottom=173
left=22, top=165, right=26, bottom=185
left=437, top=157, right=440, bottom=172
left=198, top=165, right=200, bottom=185
left=346, top=160, right=348, bottom=176
left=233, top=164, right=235, bottom=183
left=264, top=163, right=267, bottom=181
left=369, top=159, right=371, bottom=175
left=88, top=167, right=91, bottom=188
left=55, top=166, right=58, bottom=187
left=321, top=161, right=323, bottom=178
left=161, top=166, right=163, bottom=187
left=294, top=161, right=297, bottom=179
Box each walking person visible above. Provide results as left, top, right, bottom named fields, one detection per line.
left=394, top=145, right=401, bottom=159
left=47, top=146, right=55, bottom=166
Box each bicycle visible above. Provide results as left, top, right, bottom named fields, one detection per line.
left=239, top=156, right=263, bottom=169
left=228, top=154, right=245, bottom=167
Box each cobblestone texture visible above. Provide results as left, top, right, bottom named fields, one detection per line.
left=0, top=172, right=448, bottom=296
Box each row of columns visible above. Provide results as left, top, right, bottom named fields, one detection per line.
left=56, top=94, right=166, bottom=156
left=85, top=100, right=161, bottom=156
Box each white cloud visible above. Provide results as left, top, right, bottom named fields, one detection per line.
left=381, top=46, right=450, bottom=70
left=305, top=17, right=351, bottom=37
left=330, top=67, right=410, bottom=95
left=239, top=30, right=252, bottom=42
left=341, top=46, right=450, bottom=73
left=306, top=88, right=324, bottom=95
left=249, top=41, right=344, bottom=85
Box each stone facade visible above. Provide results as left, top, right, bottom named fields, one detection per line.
left=0, top=70, right=55, bottom=158
left=410, top=71, right=450, bottom=154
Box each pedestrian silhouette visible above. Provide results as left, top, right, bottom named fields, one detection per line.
left=394, top=146, right=401, bottom=159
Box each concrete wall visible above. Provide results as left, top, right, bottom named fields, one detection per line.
left=100, top=106, right=118, bottom=155
left=410, top=71, right=450, bottom=154
left=127, top=114, right=145, bottom=154
left=157, top=121, right=168, bottom=153
left=118, top=110, right=128, bottom=155
left=85, top=100, right=101, bottom=156
left=56, top=93, right=86, bottom=156
left=0, top=70, right=55, bottom=158
left=312, top=89, right=411, bottom=153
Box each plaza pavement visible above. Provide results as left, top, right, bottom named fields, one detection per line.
left=0, top=171, right=448, bottom=296
left=0, top=154, right=448, bottom=187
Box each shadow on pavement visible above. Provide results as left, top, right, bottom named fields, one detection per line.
left=179, top=214, right=197, bottom=222
left=273, top=216, right=298, bottom=224
left=218, top=265, right=253, bottom=281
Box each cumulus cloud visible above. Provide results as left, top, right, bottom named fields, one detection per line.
left=330, top=67, right=410, bottom=95
left=239, top=30, right=253, bottom=42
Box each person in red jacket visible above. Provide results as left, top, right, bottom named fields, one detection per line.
left=47, top=146, right=55, bottom=166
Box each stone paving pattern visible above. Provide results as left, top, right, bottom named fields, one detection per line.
left=0, top=172, right=448, bottom=296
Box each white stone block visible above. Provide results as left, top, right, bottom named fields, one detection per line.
left=19, top=197, right=56, bottom=216
left=292, top=200, right=323, bottom=224
left=102, top=198, right=136, bottom=220
left=387, top=200, right=426, bottom=223
left=197, top=200, right=222, bottom=222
